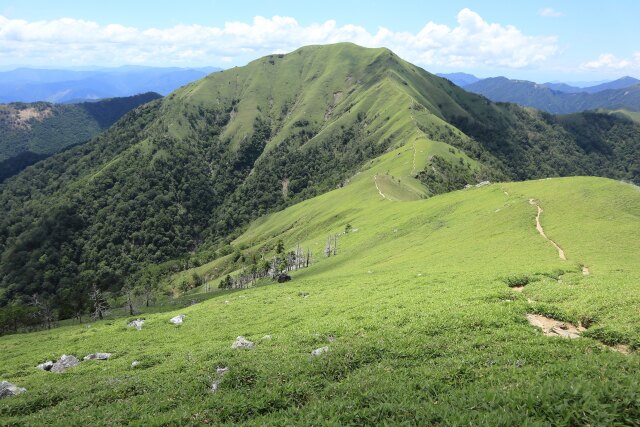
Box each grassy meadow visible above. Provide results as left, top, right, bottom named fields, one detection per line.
left=1, top=152, right=639, bottom=424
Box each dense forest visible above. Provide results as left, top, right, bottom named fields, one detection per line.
left=1, top=43, right=639, bottom=331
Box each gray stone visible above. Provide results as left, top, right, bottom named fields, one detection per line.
left=216, top=366, right=229, bottom=375
left=131, top=360, right=140, bottom=368
left=311, top=346, right=329, bottom=357
left=83, top=352, right=112, bottom=361
left=0, top=381, right=26, bottom=399
left=36, top=360, right=54, bottom=371
left=231, top=336, right=255, bottom=349
left=169, top=314, right=185, bottom=325
left=475, top=181, right=491, bottom=188
left=128, top=319, right=144, bottom=330
left=327, top=335, right=336, bottom=343
left=50, top=354, right=80, bottom=373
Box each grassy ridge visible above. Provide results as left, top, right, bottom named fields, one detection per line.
left=1, top=171, right=638, bottom=424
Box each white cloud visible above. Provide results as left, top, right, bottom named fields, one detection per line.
left=581, top=53, right=640, bottom=70
left=538, top=8, right=563, bottom=17
left=0, top=10, right=558, bottom=69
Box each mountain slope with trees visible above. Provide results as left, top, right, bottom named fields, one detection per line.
left=1, top=43, right=639, bottom=320
left=0, top=92, right=162, bottom=181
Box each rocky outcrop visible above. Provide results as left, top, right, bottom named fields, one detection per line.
left=0, top=381, right=26, bottom=399
left=169, top=315, right=185, bottom=325
left=231, top=336, right=255, bottom=349
left=50, top=355, right=80, bottom=373
left=83, top=353, right=112, bottom=361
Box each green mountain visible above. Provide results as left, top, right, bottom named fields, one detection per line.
left=465, top=76, right=640, bottom=113
left=0, top=43, right=639, bottom=316
left=0, top=92, right=162, bottom=181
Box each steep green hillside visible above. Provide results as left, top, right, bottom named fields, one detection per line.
left=0, top=169, right=638, bottom=424
left=0, top=92, right=162, bottom=162
left=1, top=43, right=639, bottom=318
left=465, top=77, right=640, bottom=113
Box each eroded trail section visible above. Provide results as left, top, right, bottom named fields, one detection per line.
left=374, top=175, right=391, bottom=201
left=529, top=199, right=567, bottom=260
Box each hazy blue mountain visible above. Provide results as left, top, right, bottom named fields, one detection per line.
left=580, top=76, right=640, bottom=93
left=0, top=66, right=221, bottom=103
left=435, top=72, right=480, bottom=86
left=541, top=82, right=584, bottom=93
left=465, top=76, right=640, bottom=113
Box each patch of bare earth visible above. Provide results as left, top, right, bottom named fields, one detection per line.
left=526, top=314, right=632, bottom=354
left=526, top=314, right=584, bottom=339
left=1, top=105, right=53, bottom=129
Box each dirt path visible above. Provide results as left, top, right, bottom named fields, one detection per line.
left=374, top=175, right=391, bottom=201
left=529, top=199, right=567, bottom=260
left=411, top=141, right=417, bottom=175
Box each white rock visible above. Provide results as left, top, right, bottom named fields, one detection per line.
left=261, top=335, right=272, bottom=341
left=131, top=361, right=140, bottom=368
left=210, top=379, right=221, bottom=393
left=231, top=336, right=255, bottom=349
left=0, top=381, right=26, bottom=399
left=169, top=314, right=185, bottom=325
left=50, top=355, right=79, bottom=373
left=83, top=353, right=112, bottom=361
left=216, top=366, right=229, bottom=375
left=311, top=346, right=329, bottom=357
left=128, top=319, right=144, bottom=330
left=36, top=360, right=54, bottom=371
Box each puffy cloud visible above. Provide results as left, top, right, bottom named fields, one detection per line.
left=0, top=10, right=558, bottom=69
left=538, top=8, right=563, bottom=18
left=581, top=53, right=640, bottom=70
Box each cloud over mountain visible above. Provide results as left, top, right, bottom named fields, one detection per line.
left=0, top=9, right=558, bottom=69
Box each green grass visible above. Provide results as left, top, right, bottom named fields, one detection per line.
left=1, top=169, right=639, bottom=424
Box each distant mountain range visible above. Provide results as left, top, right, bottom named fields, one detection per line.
left=0, top=66, right=221, bottom=103
left=437, top=73, right=640, bottom=113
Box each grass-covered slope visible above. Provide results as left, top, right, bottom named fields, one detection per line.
left=1, top=42, right=639, bottom=316
left=0, top=171, right=638, bottom=424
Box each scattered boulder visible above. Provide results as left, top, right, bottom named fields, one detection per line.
left=36, top=361, right=54, bottom=371
left=128, top=319, right=144, bottom=330
left=131, top=360, right=140, bottom=368
left=475, top=181, right=491, bottom=188
left=50, top=355, right=80, bottom=373
left=0, top=381, right=26, bottom=399
left=169, top=314, right=185, bottom=325
left=83, top=353, right=112, bottom=361
left=277, top=273, right=291, bottom=283
left=311, top=346, right=329, bottom=357
left=231, top=336, right=255, bottom=349
left=327, top=335, right=336, bottom=343
left=211, top=366, right=229, bottom=393
left=261, top=335, right=272, bottom=341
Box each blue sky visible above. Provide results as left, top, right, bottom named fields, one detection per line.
left=1, top=0, right=639, bottom=82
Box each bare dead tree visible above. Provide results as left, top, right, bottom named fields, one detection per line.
left=29, top=293, right=55, bottom=329
left=324, top=236, right=332, bottom=257
left=333, top=234, right=338, bottom=256
left=89, top=284, right=108, bottom=321
left=122, top=283, right=136, bottom=316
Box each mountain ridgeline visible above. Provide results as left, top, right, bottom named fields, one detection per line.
left=463, top=76, right=640, bottom=114
left=1, top=43, right=639, bottom=315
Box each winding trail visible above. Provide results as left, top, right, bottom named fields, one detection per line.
left=374, top=175, right=391, bottom=201
left=529, top=199, right=567, bottom=260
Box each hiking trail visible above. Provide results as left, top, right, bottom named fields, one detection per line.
left=529, top=199, right=567, bottom=260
